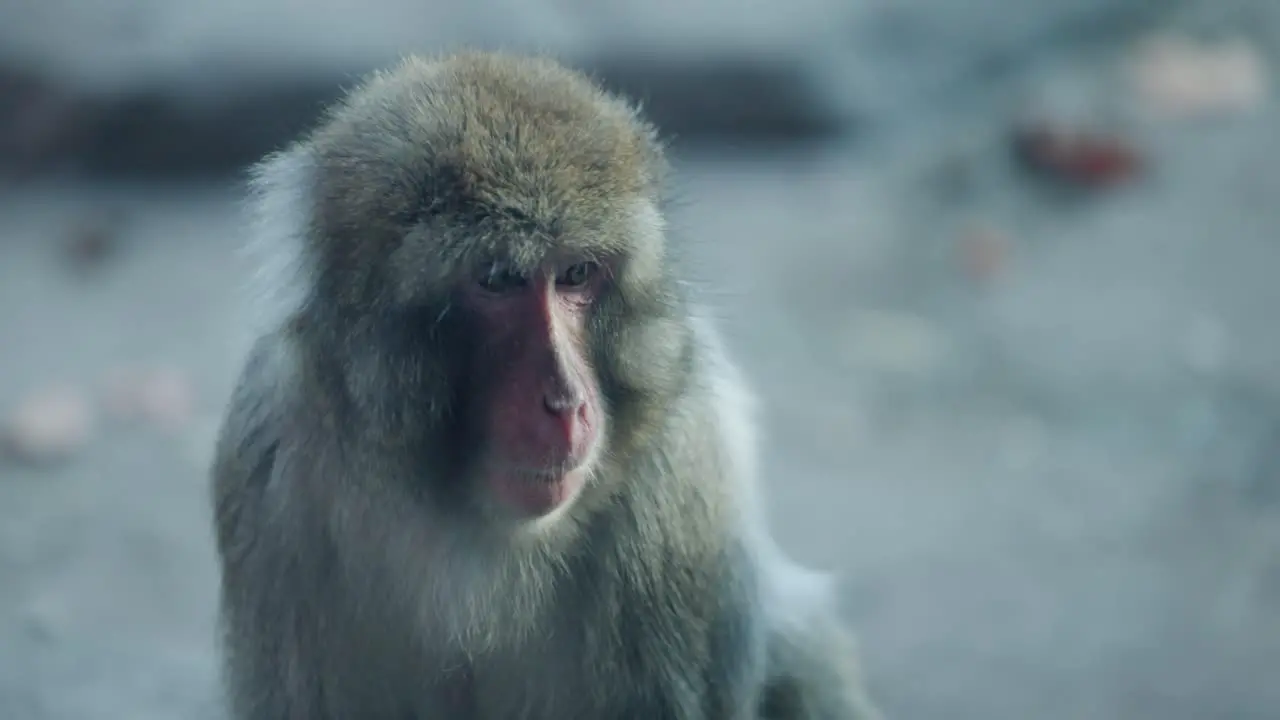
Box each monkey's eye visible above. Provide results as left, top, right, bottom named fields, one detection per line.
left=477, top=263, right=528, bottom=294
left=556, top=261, right=599, bottom=289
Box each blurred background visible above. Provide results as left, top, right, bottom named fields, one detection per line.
left=2, top=0, right=1279, bottom=718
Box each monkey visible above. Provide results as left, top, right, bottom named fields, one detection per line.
left=210, top=51, right=882, bottom=719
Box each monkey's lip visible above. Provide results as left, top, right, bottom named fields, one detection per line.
left=488, top=467, right=586, bottom=518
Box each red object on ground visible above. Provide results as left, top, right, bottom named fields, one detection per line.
left=1013, top=123, right=1142, bottom=188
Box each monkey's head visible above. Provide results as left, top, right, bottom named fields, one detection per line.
left=253, top=53, right=692, bottom=529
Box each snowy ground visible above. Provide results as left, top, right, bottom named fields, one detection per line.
left=2, top=1, right=1279, bottom=719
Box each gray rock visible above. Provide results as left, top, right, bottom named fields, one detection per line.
left=0, top=0, right=1171, bottom=178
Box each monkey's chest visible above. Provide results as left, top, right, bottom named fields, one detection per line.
left=449, top=598, right=713, bottom=718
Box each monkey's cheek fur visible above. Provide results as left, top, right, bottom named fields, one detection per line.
left=487, top=467, right=587, bottom=519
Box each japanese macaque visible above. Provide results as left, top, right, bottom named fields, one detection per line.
left=210, top=51, right=882, bottom=719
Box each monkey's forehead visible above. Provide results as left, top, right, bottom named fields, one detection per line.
left=297, top=54, right=671, bottom=286
left=309, top=55, right=663, bottom=219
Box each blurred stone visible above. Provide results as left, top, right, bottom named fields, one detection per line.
left=67, top=78, right=351, bottom=178
left=585, top=50, right=856, bottom=143
left=0, top=0, right=1170, bottom=179
left=1, top=386, right=94, bottom=465
left=1128, top=34, right=1268, bottom=118
left=0, top=65, right=88, bottom=179
left=0, top=48, right=858, bottom=180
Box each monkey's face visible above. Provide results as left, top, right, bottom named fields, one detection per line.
left=294, top=52, right=685, bottom=529
left=456, top=255, right=609, bottom=524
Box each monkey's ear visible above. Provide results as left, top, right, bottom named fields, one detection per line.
left=616, top=200, right=667, bottom=289
left=240, top=148, right=320, bottom=338
left=626, top=113, right=670, bottom=194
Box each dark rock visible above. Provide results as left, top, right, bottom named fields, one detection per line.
left=0, top=66, right=89, bottom=179
left=580, top=50, right=857, bottom=144
left=68, top=77, right=351, bottom=178
left=0, top=48, right=860, bottom=181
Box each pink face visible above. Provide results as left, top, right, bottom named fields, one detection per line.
left=460, top=257, right=606, bottom=521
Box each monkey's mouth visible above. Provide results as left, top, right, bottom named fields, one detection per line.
left=487, top=466, right=587, bottom=519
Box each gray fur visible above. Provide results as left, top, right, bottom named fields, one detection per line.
left=210, top=51, right=881, bottom=719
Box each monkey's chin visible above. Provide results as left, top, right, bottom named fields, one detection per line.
left=488, top=467, right=587, bottom=521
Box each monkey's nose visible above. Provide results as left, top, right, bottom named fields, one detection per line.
left=542, top=390, right=583, bottom=418
left=542, top=389, right=589, bottom=454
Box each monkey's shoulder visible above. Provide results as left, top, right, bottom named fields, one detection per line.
left=210, top=332, right=310, bottom=537
left=215, top=334, right=295, bottom=460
